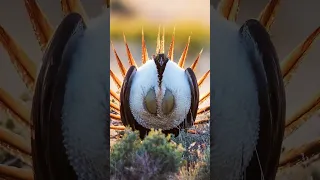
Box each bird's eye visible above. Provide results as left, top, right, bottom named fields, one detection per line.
left=144, top=88, right=157, bottom=114
left=162, top=90, right=175, bottom=115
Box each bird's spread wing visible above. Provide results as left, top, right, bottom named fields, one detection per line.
left=239, top=19, right=286, bottom=180
left=183, top=68, right=200, bottom=128
left=31, top=13, right=86, bottom=180
left=120, top=66, right=136, bottom=129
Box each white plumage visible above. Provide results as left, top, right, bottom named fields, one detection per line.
left=62, top=9, right=110, bottom=180
left=210, top=7, right=261, bottom=180
left=129, top=59, right=191, bottom=130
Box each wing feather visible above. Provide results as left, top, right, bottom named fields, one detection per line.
left=184, top=68, right=200, bottom=128
left=239, top=19, right=286, bottom=180
left=31, top=13, right=85, bottom=180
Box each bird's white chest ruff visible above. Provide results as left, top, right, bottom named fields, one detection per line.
left=210, top=8, right=260, bottom=180
left=61, top=10, right=110, bottom=180
left=129, top=60, right=191, bottom=130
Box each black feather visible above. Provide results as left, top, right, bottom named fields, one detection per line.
left=239, top=19, right=286, bottom=180
left=31, top=13, right=85, bottom=180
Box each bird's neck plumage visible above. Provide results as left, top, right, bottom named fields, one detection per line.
left=61, top=9, right=110, bottom=180
left=153, top=54, right=169, bottom=87
left=153, top=54, right=170, bottom=116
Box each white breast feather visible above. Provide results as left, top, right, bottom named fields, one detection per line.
left=62, top=9, right=110, bottom=180
left=210, top=7, right=260, bottom=180
left=129, top=60, right=191, bottom=130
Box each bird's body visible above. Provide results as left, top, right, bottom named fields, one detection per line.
left=210, top=9, right=261, bottom=179
left=129, top=59, right=191, bottom=130
left=210, top=7, right=285, bottom=180
left=121, top=52, right=199, bottom=138
left=32, top=10, right=110, bottom=180
left=61, top=10, right=110, bottom=180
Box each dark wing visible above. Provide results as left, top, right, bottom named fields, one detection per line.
left=120, top=66, right=150, bottom=138
left=120, top=66, right=136, bottom=128
left=239, top=19, right=286, bottom=180
left=31, top=13, right=85, bottom=180
left=182, top=68, right=200, bottom=128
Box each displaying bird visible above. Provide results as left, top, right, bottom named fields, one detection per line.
left=0, top=0, right=319, bottom=180
left=120, top=34, right=200, bottom=138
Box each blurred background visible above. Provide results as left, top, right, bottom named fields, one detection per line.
left=0, top=0, right=319, bottom=178
left=109, top=0, right=210, bottom=93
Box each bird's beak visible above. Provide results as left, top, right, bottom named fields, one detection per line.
left=159, top=57, right=164, bottom=66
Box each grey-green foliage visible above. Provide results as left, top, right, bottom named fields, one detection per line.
left=171, top=124, right=210, bottom=180
left=110, top=128, right=185, bottom=180
left=171, top=124, right=210, bottom=164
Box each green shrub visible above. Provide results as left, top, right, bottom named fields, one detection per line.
left=110, top=128, right=185, bottom=180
